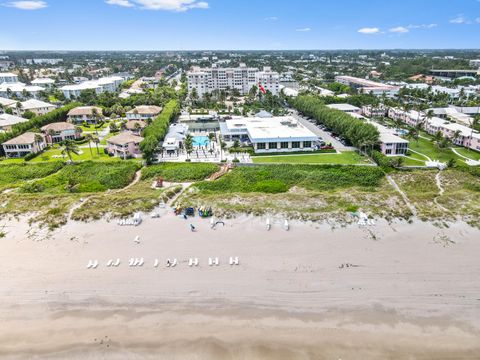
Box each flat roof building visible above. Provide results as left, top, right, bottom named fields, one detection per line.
left=220, top=116, right=320, bottom=153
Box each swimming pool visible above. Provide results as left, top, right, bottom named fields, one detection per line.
left=192, top=136, right=210, bottom=147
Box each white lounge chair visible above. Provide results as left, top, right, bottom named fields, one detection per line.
left=154, top=259, right=159, bottom=267
left=208, top=257, right=213, bottom=266
left=166, top=259, right=171, bottom=267
left=234, top=257, right=239, bottom=265
left=266, top=218, right=271, bottom=231
left=86, top=260, right=93, bottom=269
left=129, top=258, right=135, bottom=266
left=171, top=258, right=177, bottom=267
left=106, top=259, right=113, bottom=267
left=138, top=258, right=144, bottom=267
left=284, top=220, right=289, bottom=231
left=214, top=257, right=219, bottom=266
left=229, top=257, right=234, bottom=265
left=134, top=235, right=140, bottom=244
left=188, top=258, right=194, bottom=266
left=113, top=258, right=120, bottom=267
left=193, top=258, right=199, bottom=266
left=92, top=260, right=99, bottom=269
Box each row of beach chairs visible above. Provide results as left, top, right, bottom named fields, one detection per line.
left=86, top=257, right=240, bottom=269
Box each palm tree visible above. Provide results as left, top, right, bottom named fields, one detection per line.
left=93, top=136, right=100, bottom=155
left=34, top=134, right=44, bottom=152
left=184, top=134, right=193, bottom=159
left=62, top=140, right=80, bottom=163
left=47, top=129, right=56, bottom=144
left=85, top=134, right=94, bottom=157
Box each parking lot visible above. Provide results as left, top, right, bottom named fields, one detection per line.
left=291, top=110, right=357, bottom=151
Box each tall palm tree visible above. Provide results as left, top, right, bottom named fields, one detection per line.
left=34, top=134, right=44, bottom=152
left=184, top=134, right=193, bottom=159
left=93, top=136, right=100, bottom=155
left=62, top=140, right=80, bottom=163
left=85, top=134, right=94, bottom=157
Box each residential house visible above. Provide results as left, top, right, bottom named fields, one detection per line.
left=2, top=132, right=46, bottom=158
left=0, top=113, right=28, bottom=132
left=125, top=120, right=146, bottom=135
left=41, top=122, right=82, bottom=144
left=106, top=132, right=144, bottom=158
left=13, top=99, right=56, bottom=116
left=326, top=103, right=361, bottom=114
left=67, top=106, right=103, bottom=124
left=126, top=105, right=162, bottom=121
left=31, top=78, right=55, bottom=89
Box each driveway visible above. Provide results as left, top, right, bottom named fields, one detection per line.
left=292, top=111, right=357, bottom=151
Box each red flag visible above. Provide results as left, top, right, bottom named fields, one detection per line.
left=258, top=82, right=266, bottom=94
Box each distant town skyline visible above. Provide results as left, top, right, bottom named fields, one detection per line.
left=0, top=0, right=479, bottom=50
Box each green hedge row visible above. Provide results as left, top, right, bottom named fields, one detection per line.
left=140, top=100, right=179, bottom=163
left=290, top=95, right=379, bottom=149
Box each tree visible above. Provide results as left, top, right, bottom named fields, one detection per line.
left=184, top=134, right=193, bottom=158
left=61, top=140, right=80, bottom=162
left=85, top=133, right=94, bottom=157
left=451, top=130, right=462, bottom=146
left=34, top=134, right=44, bottom=151
left=93, top=136, right=100, bottom=155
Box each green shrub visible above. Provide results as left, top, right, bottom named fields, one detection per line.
left=195, top=164, right=385, bottom=194
left=142, top=163, right=219, bottom=182
left=0, top=162, right=64, bottom=190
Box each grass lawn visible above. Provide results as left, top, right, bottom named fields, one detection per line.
left=452, top=147, right=480, bottom=161
left=407, top=137, right=463, bottom=164
left=251, top=151, right=369, bottom=165
left=29, top=147, right=113, bottom=163
left=79, top=123, right=110, bottom=132
left=391, top=156, right=426, bottom=166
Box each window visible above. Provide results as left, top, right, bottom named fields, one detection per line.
left=291, top=141, right=300, bottom=148
left=303, top=141, right=312, bottom=148
left=257, top=142, right=266, bottom=150
left=280, top=142, right=289, bottom=149
left=268, top=142, right=277, bottom=149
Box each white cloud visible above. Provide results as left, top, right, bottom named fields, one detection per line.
left=105, top=0, right=209, bottom=11
left=407, top=23, right=437, bottom=29
left=264, top=16, right=278, bottom=21
left=106, top=0, right=134, bottom=7
left=389, top=26, right=409, bottom=33
left=135, top=0, right=208, bottom=11
left=476, top=17, right=480, bottom=23
left=295, top=27, right=311, bottom=32
left=5, top=0, right=47, bottom=10
left=450, top=15, right=469, bottom=24
left=358, top=27, right=380, bottom=34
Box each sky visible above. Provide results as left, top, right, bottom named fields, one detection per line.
left=0, top=0, right=479, bottom=50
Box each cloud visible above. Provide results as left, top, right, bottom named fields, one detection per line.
left=264, top=16, right=278, bottom=21
left=389, top=26, right=409, bottom=33
left=106, top=0, right=134, bottom=7
left=135, top=0, right=208, bottom=11
left=105, top=0, right=209, bottom=11
left=4, top=0, right=47, bottom=10
left=476, top=17, right=480, bottom=23
left=407, top=23, right=437, bottom=29
left=295, top=27, right=311, bottom=32
left=358, top=27, right=380, bottom=34
left=450, top=15, right=469, bottom=24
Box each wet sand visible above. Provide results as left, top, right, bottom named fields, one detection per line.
left=0, top=212, right=479, bottom=359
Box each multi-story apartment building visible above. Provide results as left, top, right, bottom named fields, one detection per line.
left=187, top=64, right=280, bottom=98
left=0, top=72, right=18, bottom=84
left=60, top=76, right=125, bottom=99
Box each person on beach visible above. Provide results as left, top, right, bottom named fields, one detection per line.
left=190, top=224, right=196, bottom=232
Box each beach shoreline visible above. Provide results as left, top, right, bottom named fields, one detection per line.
left=0, top=212, right=479, bottom=358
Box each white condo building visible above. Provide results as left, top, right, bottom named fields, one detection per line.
left=0, top=72, right=19, bottom=84
left=60, top=76, right=126, bottom=99
left=187, top=64, right=280, bottom=98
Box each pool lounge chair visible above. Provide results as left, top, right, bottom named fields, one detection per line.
left=154, top=259, right=159, bottom=267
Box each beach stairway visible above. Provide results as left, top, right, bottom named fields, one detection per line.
left=208, top=164, right=233, bottom=181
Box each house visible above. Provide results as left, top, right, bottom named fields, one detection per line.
left=0, top=113, right=28, bottom=132
left=366, top=121, right=409, bottom=156
left=0, top=72, right=18, bottom=83
left=31, top=78, right=55, bottom=89
left=13, top=99, right=56, bottom=116
left=126, top=105, right=162, bottom=121
left=106, top=132, right=144, bottom=158
left=326, top=103, right=361, bottom=114
left=41, top=122, right=82, bottom=144
left=162, top=123, right=188, bottom=153
left=67, top=106, right=103, bottom=124
left=125, top=120, right=147, bottom=135
left=362, top=105, right=388, bottom=118
left=0, top=82, right=44, bottom=99
left=2, top=132, right=46, bottom=158
left=0, top=96, right=16, bottom=108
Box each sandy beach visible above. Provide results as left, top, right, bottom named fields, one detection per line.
left=0, top=211, right=479, bottom=359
